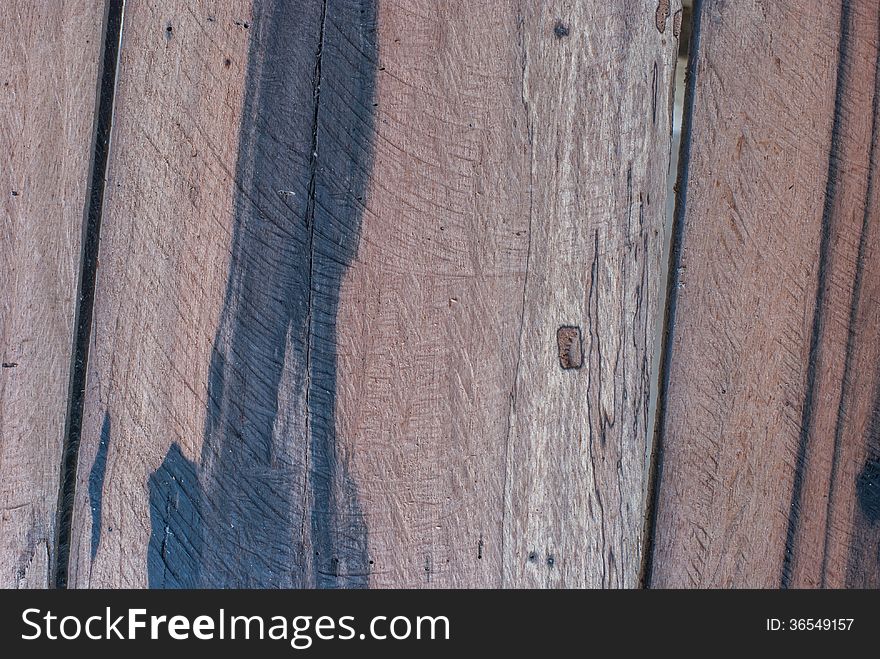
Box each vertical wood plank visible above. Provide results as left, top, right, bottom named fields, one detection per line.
left=0, top=0, right=104, bottom=588
left=68, top=0, right=257, bottom=587
left=71, top=0, right=679, bottom=587
left=335, top=0, right=532, bottom=587
left=651, top=0, right=880, bottom=588
left=501, top=0, right=677, bottom=587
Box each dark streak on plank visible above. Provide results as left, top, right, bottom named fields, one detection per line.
left=822, top=14, right=880, bottom=585
left=148, top=0, right=377, bottom=587
left=847, top=373, right=880, bottom=583
left=856, top=455, right=880, bottom=523
left=87, top=413, right=111, bottom=561
left=54, top=0, right=124, bottom=589
left=148, top=443, right=201, bottom=588
left=858, top=376, right=880, bottom=475
left=651, top=61, right=658, bottom=125
left=781, top=0, right=853, bottom=589
left=856, top=460, right=880, bottom=521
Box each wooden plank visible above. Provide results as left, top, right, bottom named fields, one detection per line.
left=67, top=0, right=259, bottom=587
left=70, top=0, right=679, bottom=587
left=0, top=0, right=104, bottom=588
left=338, top=0, right=679, bottom=588
left=650, top=0, right=880, bottom=587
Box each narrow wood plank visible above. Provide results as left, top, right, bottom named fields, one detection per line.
left=500, top=0, right=678, bottom=587
left=0, top=0, right=104, bottom=588
left=71, top=0, right=679, bottom=587
left=651, top=0, right=880, bottom=588
left=67, top=0, right=258, bottom=587
left=334, top=0, right=532, bottom=588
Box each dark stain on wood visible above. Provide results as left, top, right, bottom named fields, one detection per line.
left=845, top=368, right=880, bottom=586
left=781, top=0, right=852, bottom=589
left=149, top=0, right=378, bottom=587
left=651, top=61, right=658, bottom=124
left=821, top=18, right=880, bottom=586
left=147, top=443, right=202, bottom=588
left=857, top=457, right=880, bottom=523
left=87, top=412, right=111, bottom=560
left=54, top=0, right=124, bottom=589
left=553, top=20, right=570, bottom=39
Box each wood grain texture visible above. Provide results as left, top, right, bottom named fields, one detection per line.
left=0, top=0, right=103, bottom=588
left=68, top=0, right=257, bottom=587
left=335, top=0, right=531, bottom=588
left=650, top=0, right=880, bottom=588
left=70, top=0, right=679, bottom=587
left=500, top=0, right=676, bottom=587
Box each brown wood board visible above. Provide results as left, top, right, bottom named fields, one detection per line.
left=650, top=0, right=880, bottom=588
left=0, top=0, right=105, bottom=588
left=68, top=0, right=680, bottom=587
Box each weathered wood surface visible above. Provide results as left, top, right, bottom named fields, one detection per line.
left=498, top=0, right=677, bottom=587
left=67, top=0, right=258, bottom=587
left=68, top=0, right=680, bottom=588
left=650, top=0, right=880, bottom=588
left=0, top=0, right=104, bottom=588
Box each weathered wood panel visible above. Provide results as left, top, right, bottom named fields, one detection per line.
left=67, top=0, right=258, bottom=587
left=498, top=1, right=677, bottom=588
left=0, top=0, right=104, bottom=588
left=650, top=0, right=880, bottom=587
left=70, top=0, right=679, bottom=587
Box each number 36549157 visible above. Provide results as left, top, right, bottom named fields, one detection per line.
left=766, top=619, right=854, bottom=631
